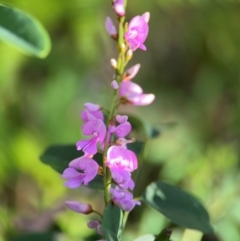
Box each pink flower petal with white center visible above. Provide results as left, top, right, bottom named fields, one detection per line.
left=120, top=81, right=143, bottom=96
left=142, top=12, right=150, bottom=23
left=131, top=93, right=155, bottom=106
left=125, top=15, right=149, bottom=51
left=82, top=119, right=106, bottom=142
left=66, top=201, right=92, bottom=214
left=114, top=122, right=131, bottom=138
left=84, top=103, right=100, bottom=112
left=76, top=138, right=98, bottom=155
left=106, top=146, right=138, bottom=172
left=114, top=0, right=125, bottom=16
left=116, top=115, right=128, bottom=124
left=123, top=64, right=141, bottom=81
left=119, top=81, right=155, bottom=106
left=105, top=17, right=117, bottom=36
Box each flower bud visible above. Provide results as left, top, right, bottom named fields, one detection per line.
left=110, top=58, right=118, bottom=69
left=105, top=17, right=117, bottom=38
left=65, top=201, right=92, bottom=214
left=113, top=0, right=125, bottom=16
left=126, top=49, right=133, bottom=62
left=87, top=220, right=101, bottom=229
left=142, top=12, right=150, bottom=23
left=111, top=80, right=119, bottom=89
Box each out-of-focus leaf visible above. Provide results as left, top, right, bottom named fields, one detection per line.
left=0, top=4, right=51, bottom=58
left=134, top=234, right=155, bottom=241
left=142, top=181, right=213, bottom=234
left=154, top=229, right=172, bottom=241
left=102, top=203, right=123, bottom=241
left=128, top=114, right=160, bottom=139
left=128, top=141, right=144, bottom=156
left=40, top=144, right=103, bottom=189
left=8, top=232, right=55, bottom=241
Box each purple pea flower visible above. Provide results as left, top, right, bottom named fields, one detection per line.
left=119, top=81, right=155, bottom=106
left=65, top=201, right=92, bottom=214
left=110, top=168, right=135, bottom=190
left=87, top=220, right=103, bottom=235
left=81, top=103, right=104, bottom=123
left=77, top=119, right=106, bottom=155
left=62, top=157, right=99, bottom=188
left=123, top=64, right=141, bottom=81
left=106, top=145, right=138, bottom=172
left=110, top=187, right=141, bottom=212
left=105, top=17, right=117, bottom=38
left=125, top=12, right=150, bottom=51
left=113, top=0, right=125, bottom=16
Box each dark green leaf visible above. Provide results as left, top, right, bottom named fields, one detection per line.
left=102, top=203, right=123, bottom=241
left=0, top=4, right=51, bottom=58
left=142, top=181, right=213, bottom=234
left=8, top=232, right=55, bottom=241
left=154, top=229, right=172, bottom=241
left=128, top=141, right=144, bottom=156
left=134, top=234, right=155, bottom=241
left=40, top=144, right=103, bottom=189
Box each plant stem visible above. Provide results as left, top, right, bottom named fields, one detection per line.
left=102, top=1, right=128, bottom=206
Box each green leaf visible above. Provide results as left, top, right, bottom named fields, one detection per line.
left=102, top=203, right=123, bottom=241
left=8, top=232, right=55, bottom=241
left=142, top=181, right=213, bottom=234
left=40, top=144, right=103, bottom=189
left=128, top=141, right=144, bottom=156
left=128, top=114, right=160, bottom=139
left=0, top=4, right=51, bottom=58
left=154, top=229, right=172, bottom=241
left=134, top=234, right=155, bottom=241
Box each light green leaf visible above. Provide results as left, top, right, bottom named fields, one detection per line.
left=0, top=4, right=51, bottom=58
left=134, top=234, right=155, bottom=241
left=142, top=181, right=213, bottom=234
left=102, top=203, right=123, bottom=241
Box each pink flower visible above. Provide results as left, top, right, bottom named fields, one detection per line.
left=110, top=187, right=141, bottom=212
left=87, top=220, right=103, bottom=235
left=123, top=64, right=141, bottom=81
left=81, top=103, right=104, bottom=123
left=110, top=168, right=135, bottom=190
left=77, top=119, right=106, bottom=155
left=65, top=201, right=92, bottom=214
left=113, top=0, right=125, bottom=16
left=105, top=17, right=117, bottom=37
left=119, top=81, right=155, bottom=106
left=125, top=13, right=150, bottom=51
left=62, top=157, right=99, bottom=188
left=106, top=145, right=138, bottom=172
left=111, top=80, right=119, bottom=89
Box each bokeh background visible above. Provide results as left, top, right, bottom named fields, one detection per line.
left=0, top=0, right=240, bottom=240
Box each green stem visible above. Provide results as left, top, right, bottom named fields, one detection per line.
left=102, top=0, right=128, bottom=206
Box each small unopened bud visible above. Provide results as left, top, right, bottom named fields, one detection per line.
left=65, top=201, right=92, bottom=214
left=110, top=58, right=118, bottom=69
left=87, top=220, right=101, bottom=229
left=142, top=12, right=150, bottom=23
left=121, top=43, right=126, bottom=52
left=84, top=103, right=101, bottom=111
left=126, top=49, right=133, bottom=61
left=111, top=80, right=119, bottom=89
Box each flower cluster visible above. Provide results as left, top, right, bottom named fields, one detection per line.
left=61, top=1, right=155, bottom=240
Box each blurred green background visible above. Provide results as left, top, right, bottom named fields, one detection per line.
left=0, top=0, right=240, bottom=240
